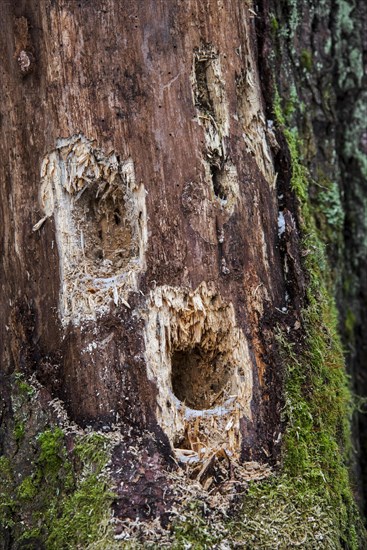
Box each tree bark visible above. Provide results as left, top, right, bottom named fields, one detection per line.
left=0, top=0, right=365, bottom=547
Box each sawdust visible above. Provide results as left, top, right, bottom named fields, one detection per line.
left=106, top=455, right=272, bottom=547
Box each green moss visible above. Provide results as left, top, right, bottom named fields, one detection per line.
left=37, top=427, right=66, bottom=479
left=18, top=527, right=42, bottom=546
left=17, top=476, right=37, bottom=500
left=0, top=457, right=15, bottom=529
left=230, top=478, right=342, bottom=547
left=270, top=15, right=279, bottom=33
left=14, top=421, right=26, bottom=444
left=226, top=283, right=362, bottom=547
left=285, top=84, right=299, bottom=120
left=273, top=89, right=286, bottom=126
left=172, top=501, right=225, bottom=548
left=46, top=472, right=113, bottom=549
left=250, top=93, right=365, bottom=547
left=300, top=49, right=313, bottom=72
left=74, top=432, right=109, bottom=468
left=45, top=433, right=114, bottom=549
left=345, top=308, right=357, bottom=342
left=14, top=372, right=36, bottom=398
left=0, top=425, right=114, bottom=548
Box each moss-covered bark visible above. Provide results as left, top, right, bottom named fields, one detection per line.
left=267, top=0, right=367, bottom=516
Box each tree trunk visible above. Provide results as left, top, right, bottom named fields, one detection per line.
left=0, top=0, right=366, bottom=547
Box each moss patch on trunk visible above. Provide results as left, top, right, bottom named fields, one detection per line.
left=0, top=397, right=113, bottom=549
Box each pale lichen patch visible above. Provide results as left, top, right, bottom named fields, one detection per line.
left=144, top=282, right=253, bottom=463
left=35, top=135, right=147, bottom=325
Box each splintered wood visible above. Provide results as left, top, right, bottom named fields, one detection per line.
left=145, top=282, right=253, bottom=473
left=235, top=15, right=277, bottom=187
left=171, top=452, right=272, bottom=496
left=34, top=135, right=147, bottom=325
left=191, top=45, right=240, bottom=210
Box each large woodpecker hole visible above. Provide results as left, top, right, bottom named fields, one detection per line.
left=38, top=135, right=147, bottom=325
left=145, top=283, right=253, bottom=453
left=171, top=346, right=231, bottom=410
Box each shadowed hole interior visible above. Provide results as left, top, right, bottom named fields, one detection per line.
left=72, top=180, right=132, bottom=275
left=210, top=164, right=227, bottom=200
left=194, top=56, right=214, bottom=115
left=171, top=346, right=231, bottom=410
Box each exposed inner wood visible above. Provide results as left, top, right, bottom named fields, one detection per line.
left=35, top=135, right=147, bottom=325
left=145, top=282, right=253, bottom=462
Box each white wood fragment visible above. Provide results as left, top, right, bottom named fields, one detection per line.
left=32, top=215, right=48, bottom=232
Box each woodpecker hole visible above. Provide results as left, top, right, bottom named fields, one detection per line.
left=171, top=346, right=231, bottom=410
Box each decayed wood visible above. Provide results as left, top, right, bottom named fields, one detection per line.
left=0, top=0, right=298, bottom=521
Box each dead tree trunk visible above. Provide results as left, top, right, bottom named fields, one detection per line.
left=0, top=0, right=365, bottom=547
left=1, top=0, right=285, bottom=468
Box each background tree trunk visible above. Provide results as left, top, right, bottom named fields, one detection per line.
left=0, top=0, right=366, bottom=547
